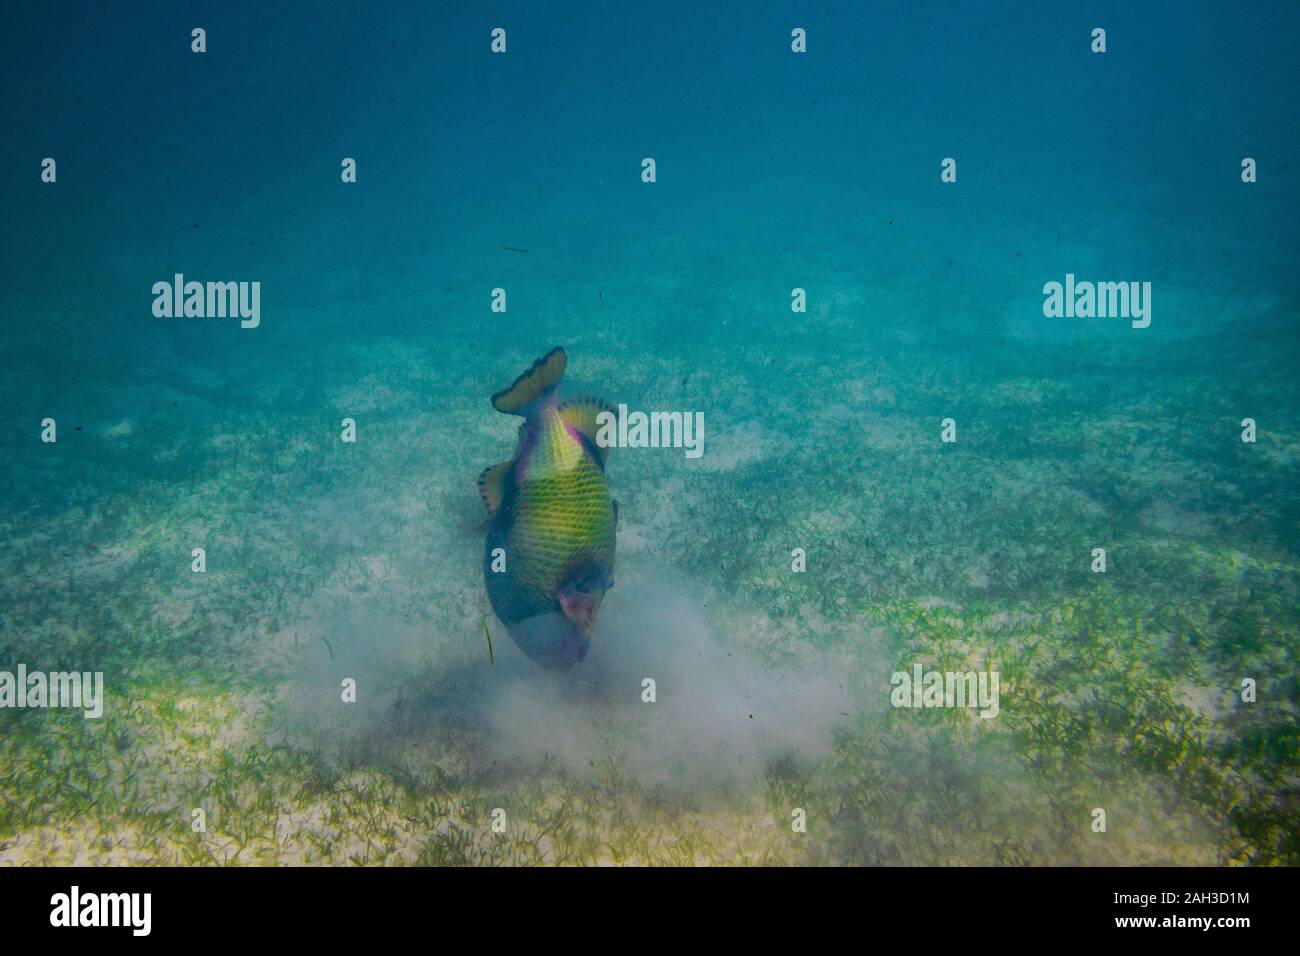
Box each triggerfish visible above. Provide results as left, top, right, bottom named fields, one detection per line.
left=480, top=347, right=618, bottom=669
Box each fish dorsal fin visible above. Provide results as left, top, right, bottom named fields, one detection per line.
left=477, top=461, right=513, bottom=517
left=491, top=346, right=567, bottom=416
left=559, top=397, right=616, bottom=467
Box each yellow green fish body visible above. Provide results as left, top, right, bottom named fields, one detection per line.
left=480, top=347, right=617, bottom=668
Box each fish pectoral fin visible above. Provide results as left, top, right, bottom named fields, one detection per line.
left=559, top=397, right=616, bottom=467
left=557, top=584, right=604, bottom=636
left=477, top=461, right=513, bottom=518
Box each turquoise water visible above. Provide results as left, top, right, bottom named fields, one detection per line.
left=1, top=1, right=1297, bottom=864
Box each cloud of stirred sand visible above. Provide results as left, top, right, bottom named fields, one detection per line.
left=477, top=569, right=858, bottom=788
left=279, top=565, right=861, bottom=792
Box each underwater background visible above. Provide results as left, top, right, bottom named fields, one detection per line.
left=1, top=0, right=1297, bottom=865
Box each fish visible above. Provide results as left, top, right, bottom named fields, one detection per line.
left=479, top=346, right=618, bottom=669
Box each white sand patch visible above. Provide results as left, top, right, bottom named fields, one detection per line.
left=691, top=420, right=785, bottom=472
left=616, top=523, right=653, bottom=555
left=859, top=411, right=919, bottom=451
left=1140, top=498, right=1214, bottom=538
left=101, top=419, right=134, bottom=439
left=992, top=379, right=1063, bottom=405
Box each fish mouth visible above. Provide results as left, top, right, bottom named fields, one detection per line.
left=558, top=580, right=608, bottom=637
left=568, top=608, right=597, bottom=638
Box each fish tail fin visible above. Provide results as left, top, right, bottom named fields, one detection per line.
left=491, top=346, right=567, bottom=416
